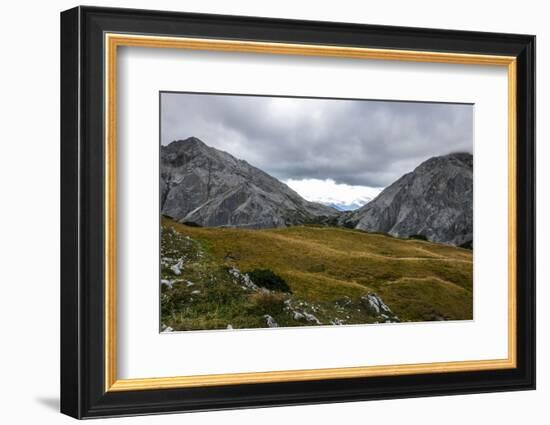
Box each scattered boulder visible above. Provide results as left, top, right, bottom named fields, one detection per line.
left=293, top=311, right=305, bottom=320
left=264, top=314, right=279, bottom=328
left=361, top=293, right=400, bottom=323
left=303, top=312, right=322, bottom=325
left=170, top=258, right=184, bottom=275
left=362, top=292, right=392, bottom=315
left=161, top=279, right=174, bottom=289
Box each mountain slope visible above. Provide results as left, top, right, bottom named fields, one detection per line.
left=161, top=218, right=473, bottom=331
left=343, top=153, right=473, bottom=246
left=161, top=137, right=337, bottom=228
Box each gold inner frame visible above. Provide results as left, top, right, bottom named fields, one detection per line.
left=104, top=33, right=518, bottom=392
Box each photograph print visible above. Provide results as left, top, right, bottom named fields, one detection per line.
left=160, top=92, right=473, bottom=332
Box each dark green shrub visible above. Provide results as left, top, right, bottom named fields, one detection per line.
left=182, top=221, right=202, bottom=227
left=409, top=234, right=428, bottom=241
left=246, top=269, right=292, bottom=293
left=341, top=220, right=356, bottom=229
left=459, top=240, right=473, bottom=250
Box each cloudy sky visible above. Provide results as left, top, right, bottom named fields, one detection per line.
left=161, top=92, right=473, bottom=209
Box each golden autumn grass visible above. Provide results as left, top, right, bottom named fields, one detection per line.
left=161, top=218, right=473, bottom=330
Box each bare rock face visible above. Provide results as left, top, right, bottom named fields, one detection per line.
left=343, top=153, right=473, bottom=246
left=161, top=138, right=472, bottom=244
left=161, top=137, right=337, bottom=228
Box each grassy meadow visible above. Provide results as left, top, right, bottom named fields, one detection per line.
left=160, top=218, right=473, bottom=331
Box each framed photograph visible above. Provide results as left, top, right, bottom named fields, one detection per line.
left=60, top=6, right=535, bottom=419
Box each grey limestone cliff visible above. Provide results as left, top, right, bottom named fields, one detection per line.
left=342, top=153, right=473, bottom=246
left=161, top=137, right=337, bottom=228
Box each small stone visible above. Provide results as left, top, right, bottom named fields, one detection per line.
left=264, top=314, right=279, bottom=328
left=161, top=279, right=174, bottom=289
left=293, top=311, right=304, bottom=320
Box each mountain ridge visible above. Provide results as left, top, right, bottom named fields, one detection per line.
left=342, top=152, right=473, bottom=246
left=161, top=137, right=337, bottom=228
left=161, top=137, right=472, bottom=246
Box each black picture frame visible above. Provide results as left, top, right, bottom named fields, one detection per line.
left=60, top=5, right=535, bottom=419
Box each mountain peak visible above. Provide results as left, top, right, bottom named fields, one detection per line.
left=160, top=137, right=337, bottom=228
left=417, top=152, right=472, bottom=170
left=164, top=137, right=207, bottom=151
left=345, top=152, right=473, bottom=246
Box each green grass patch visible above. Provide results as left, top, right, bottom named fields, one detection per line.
left=160, top=218, right=473, bottom=330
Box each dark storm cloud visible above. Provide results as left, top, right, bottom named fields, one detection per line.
left=161, top=92, right=473, bottom=187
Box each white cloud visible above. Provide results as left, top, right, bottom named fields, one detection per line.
left=285, top=178, right=382, bottom=211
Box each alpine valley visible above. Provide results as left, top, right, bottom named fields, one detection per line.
left=160, top=137, right=473, bottom=331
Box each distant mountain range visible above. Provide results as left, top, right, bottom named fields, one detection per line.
left=327, top=199, right=372, bottom=212
left=161, top=137, right=473, bottom=246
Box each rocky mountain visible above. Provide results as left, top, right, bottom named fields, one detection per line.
left=341, top=153, right=473, bottom=246
left=161, top=137, right=337, bottom=228
left=161, top=138, right=472, bottom=245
